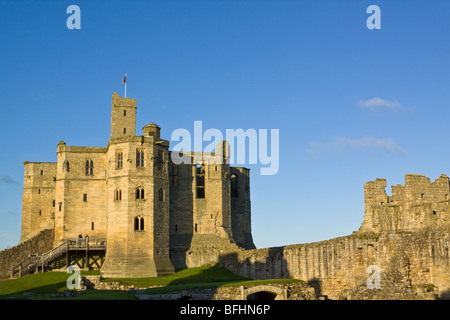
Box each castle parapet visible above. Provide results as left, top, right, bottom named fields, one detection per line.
left=359, top=174, right=450, bottom=233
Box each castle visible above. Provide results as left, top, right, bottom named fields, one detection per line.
left=10, top=92, right=450, bottom=298
left=20, top=93, right=255, bottom=278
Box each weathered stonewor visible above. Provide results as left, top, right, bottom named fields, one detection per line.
left=0, top=229, right=53, bottom=278
left=186, top=174, right=450, bottom=299
left=12, top=93, right=254, bottom=279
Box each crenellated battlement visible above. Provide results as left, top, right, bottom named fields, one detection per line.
left=359, top=174, right=450, bottom=233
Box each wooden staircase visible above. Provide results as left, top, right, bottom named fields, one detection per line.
left=11, top=238, right=106, bottom=278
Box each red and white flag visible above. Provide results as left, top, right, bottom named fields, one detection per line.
left=122, top=74, right=127, bottom=84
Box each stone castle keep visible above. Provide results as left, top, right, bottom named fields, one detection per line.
left=1, top=92, right=449, bottom=299
left=19, top=93, right=255, bottom=278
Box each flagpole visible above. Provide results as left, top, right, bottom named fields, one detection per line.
left=124, top=73, right=127, bottom=98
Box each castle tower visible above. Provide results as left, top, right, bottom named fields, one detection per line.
left=230, top=166, right=255, bottom=249
left=110, top=92, right=137, bottom=139
left=21, top=162, right=57, bottom=242
left=101, top=93, right=174, bottom=278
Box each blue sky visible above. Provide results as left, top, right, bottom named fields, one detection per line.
left=1, top=0, right=450, bottom=250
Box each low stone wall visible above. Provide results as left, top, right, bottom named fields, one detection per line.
left=0, top=229, right=54, bottom=279
left=80, top=276, right=315, bottom=300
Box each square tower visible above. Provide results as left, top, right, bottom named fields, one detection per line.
left=110, top=92, right=137, bottom=139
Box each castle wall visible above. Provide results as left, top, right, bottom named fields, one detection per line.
left=21, top=162, right=57, bottom=242
left=223, top=229, right=450, bottom=299
left=54, top=143, right=108, bottom=245
left=0, top=229, right=54, bottom=279
left=360, top=174, right=450, bottom=233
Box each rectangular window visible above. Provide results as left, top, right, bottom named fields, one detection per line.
left=58, top=203, right=62, bottom=212
left=196, top=165, right=205, bottom=199
left=83, top=194, right=87, bottom=202
left=123, top=110, right=126, bottom=116
left=157, top=150, right=164, bottom=170
left=52, top=200, right=55, bottom=207
left=123, top=128, right=127, bottom=134
left=91, top=222, right=94, bottom=230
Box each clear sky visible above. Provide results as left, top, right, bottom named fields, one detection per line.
left=1, top=0, right=449, bottom=250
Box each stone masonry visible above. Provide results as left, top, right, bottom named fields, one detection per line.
left=186, top=175, right=450, bottom=299
left=17, top=93, right=255, bottom=279
left=4, top=92, right=450, bottom=299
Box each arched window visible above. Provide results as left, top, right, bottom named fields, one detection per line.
left=134, top=216, right=139, bottom=231
left=85, top=159, right=94, bottom=175
left=136, top=149, right=144, bottom=167
left=63, top=160, right=70, bottom=172
left=135, top=187, right=144, bottom=200
left=134, top=216, right=144, bottom=231
left=231, top=173, right=238, bottom=198
left=158, top=188, right=164, bottom=201
left=116, top=151, right=123, bottom=169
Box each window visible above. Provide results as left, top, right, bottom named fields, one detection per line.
left=52, top=200, right=55, bottom=207
left=39, top=210, right=41, bottom=216
left=38, top=189, right=41, bottom=194
left=175, top=224, right=178, bottom=233
left=195, top=223, right=198, bottom=232
left=91, top=222, right=95, bottom=230
left=115, top=189, right=122, bottom=201
left=157, top=150, right=164, bottom=171
left=40, top=170, right=43, bottom=175
left=231, top=174, right=238, bottom=198
left=83, top=194, right=88, bottom=202
left=196, top=164, right=205, bottom=199
left=134, top=216, right=145, bottom=231
left=158, top=188, right=164, bottom=201
left=170, top=165, right=179, bottom=187
left=123, top=128, right=127, bottom=134
left=123, top=110, right=126, bottom=116
left=136, top=149, right=144, bottom=167
left=63, top=160, right=70, bottom=172
left=135, top=187, right=145, bottom=200
left=116, top=151, right=123, bottom=169
left=58, top=202, right=62, bottom=211
left=85, top=159, right=94, bottom=175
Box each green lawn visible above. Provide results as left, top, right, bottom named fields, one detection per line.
left=0, top=265, right=302, bottom=300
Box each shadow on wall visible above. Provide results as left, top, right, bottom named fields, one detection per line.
left=216, top=248, right=327, bottom=299
left=217, top=247, right=291, bottom=280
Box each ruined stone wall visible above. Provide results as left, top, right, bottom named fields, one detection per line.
left=212, top=229, right=450, bottom=299
left=0, top=229, right=53, bottom=279
left=230, top=167, right=255, bottom=250
left=360, top=174, right=450, bottom=233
